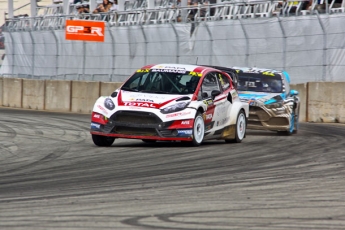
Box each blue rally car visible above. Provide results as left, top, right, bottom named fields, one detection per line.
left=231, top=67, right=300, bottom=135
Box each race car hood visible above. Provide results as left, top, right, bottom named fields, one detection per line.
left=120, top=90, right=191, bottom=105
left=238, top=91, right=285, bottom=105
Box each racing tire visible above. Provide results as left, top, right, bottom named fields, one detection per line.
left=142, top=139, right=157, bottom=143
left=293, top=106, right=300, bottom=134
left=92, top=134, right=115, bottom=147
left=191, top=112, right=205, bottom=146
left=225, top=110, right=246, bottom=143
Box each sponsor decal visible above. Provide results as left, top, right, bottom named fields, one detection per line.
left=65, top=20, right=105, bottom=42
left=203, top=99, right=214, bottom=106
left=177, top=129, right=193, bottom=135
left=93, top=113, right=101, bottom=119
left=91, top=122, right=101, bottom=129
left=152, top=68, right=186, bottom=74
left=97, top=105, right=108, bottom=114
left=177, top=129, right=193, bottom=137
left=136, top=98, right=154, bottom=102
left=181, top=120, right=190, bottom=125
left=206, top=114, right=213, bottom=120
left=166, top=111, right=191, bottom=118
left=124, top=102, right=156, bottom=108
left=128, top=93, right=167, bottom=100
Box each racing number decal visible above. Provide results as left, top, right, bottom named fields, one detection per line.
left=262, top=71, right=275, bottom=76
left=136, top=69, right=149, bottom=73
left=189, top=71, right=202, bottom=77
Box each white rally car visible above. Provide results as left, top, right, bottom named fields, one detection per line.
left=90, top=64, right=249, bottom=146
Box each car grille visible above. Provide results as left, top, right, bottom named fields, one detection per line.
left=267, top=117, right=289, bottom=126
left=106, top=111, right=163, bottom=136
left=249, top=106, right=271, bottom=121
left=112, top=111, right=160, bottom=126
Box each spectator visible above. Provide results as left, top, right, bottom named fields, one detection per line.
left=93, top=0, right=114, bottom=13
left=110, top=0, right=118, bottom=11
left=76, top=2, right=90, bottom=14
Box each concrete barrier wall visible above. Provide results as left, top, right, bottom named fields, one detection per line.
left=23, top=79, right=45, bottom=110
left=308, top=82, right=345, bottom=123
left=71, top=81, right=100, bottom=114
left=2, top=78, right=22, bottom=108
left=290, top=83, right=307, bottom=122
left=1, top=78, right=345, bottom=124
left=45, top=80, right=72, bottom=112
left=100, top=82, right=123, bottom=96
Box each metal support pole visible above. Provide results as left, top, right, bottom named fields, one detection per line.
left=181, top=0, right=188, bottom=23
left=315, top=12, right=327, bottom=81
left=8, top=0, right=14, bottom=19
left=90, top=0, right=97, bottom=13
left=277, top=16, right=287, bottom=70
left=30, top=0, right=37, bottom=17
left=118, top=0, right=125, bottom=11
left=238, top=18, right=249, bottom=67
left=147, top=0, right=155, bottom=9
left=63, top=0, right=70, bottom=15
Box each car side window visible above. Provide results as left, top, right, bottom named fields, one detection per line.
left=216, top=73, right=231, bottom=91
left=201, top=73, right=220, bottom=98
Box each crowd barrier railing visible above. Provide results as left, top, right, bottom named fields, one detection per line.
left=4, top=0, right=345, bottom=31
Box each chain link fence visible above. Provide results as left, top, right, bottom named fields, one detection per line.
left=1, top=6, right=345, bottom=84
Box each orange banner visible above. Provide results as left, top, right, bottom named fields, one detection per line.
left=65, top=20, right=105, bottom=42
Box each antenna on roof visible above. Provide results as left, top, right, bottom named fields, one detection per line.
left=195, top=57, right=198, bottom=65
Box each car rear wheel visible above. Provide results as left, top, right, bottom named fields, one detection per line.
left=92, top=134, right=115, bottom=147
left=225, top=110, right=246, bottom=143
left=191, top=112, right=205, bottom=146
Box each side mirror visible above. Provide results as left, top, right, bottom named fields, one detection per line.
left=211, top=90, right=221, bottom=99
left=290, top=89, right=299, bottom=96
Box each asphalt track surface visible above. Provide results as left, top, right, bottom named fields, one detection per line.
left=0, top=107, right=345, bottom=230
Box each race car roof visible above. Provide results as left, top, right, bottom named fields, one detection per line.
left=232, top=67, right=282, bottom=75
left=139, top=63, right=216, bottom=74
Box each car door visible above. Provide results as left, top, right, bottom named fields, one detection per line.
left=200, top=72, right=227, bottom=137
left=215, top=72, right=234, bottom=129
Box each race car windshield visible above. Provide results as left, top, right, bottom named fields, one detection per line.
left=237, top=73, right=283, bottom=93
left=121, top=70, right=201, bottom=95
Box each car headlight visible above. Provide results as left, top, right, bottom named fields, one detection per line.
left=265, top=102, right=283, bottom=109
left=160, top=102, right=189, bottom=114
left=104, top=98, right=115, bottom=110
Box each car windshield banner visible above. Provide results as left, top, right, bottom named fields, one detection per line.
left=65, top=20, right=105, bottom=42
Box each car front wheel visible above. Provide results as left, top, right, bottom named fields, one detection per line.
left=191, top=112, right=205, bottom=146
left=92, top=134, right=115, bottom=147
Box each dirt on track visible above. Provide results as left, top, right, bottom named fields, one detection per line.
left=0, top=107, right=345, bottom=230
